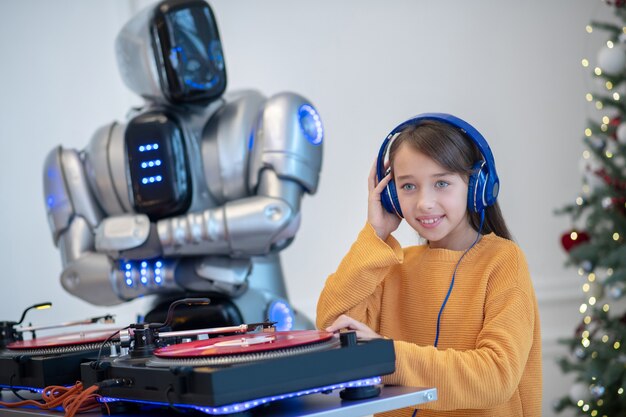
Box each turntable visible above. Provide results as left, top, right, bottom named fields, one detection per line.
left=80, top=299, right=396, bottom=415
left=0, top=302, right=116, bottom=390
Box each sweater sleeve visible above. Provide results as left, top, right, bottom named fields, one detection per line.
left=383, top=249, right=537, bottom=411
left=316, top=223, right=403, bottom=331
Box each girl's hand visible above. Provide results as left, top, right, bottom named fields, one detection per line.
left=368, top=160, right=402, bottom=240
left=325, top=314, right=382, bottom=341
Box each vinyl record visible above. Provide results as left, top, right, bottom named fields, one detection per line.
left=6, top=329, right=119, bottom=350
left=154, top=330, right=334, bottom=358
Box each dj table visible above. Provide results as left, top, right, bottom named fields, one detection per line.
left=0, top=303, right=438, bottom=416
left=0, top=385, right=437, bottom=417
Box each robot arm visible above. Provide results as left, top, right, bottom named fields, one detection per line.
left=157, top=172, right=299, bottom=257
left=43, top=132, right=178, bottom=306
left=156, top=92, right=323, bottom=258
left=43, top=145, right=122, bottom=305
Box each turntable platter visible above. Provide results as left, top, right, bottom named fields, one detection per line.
left=6, top=329, right=118, bottom=350
left=154, top=330, right=334, bottom=358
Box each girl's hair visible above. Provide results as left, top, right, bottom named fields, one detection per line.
left=388, top=120, right=513, bottom=240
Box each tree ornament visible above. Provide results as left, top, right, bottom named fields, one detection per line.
left=610, top=115, right=622, bottom=130
left=597, top=45, right=626, bottom=75
left=614, top=197, right=626, bottom=215
left=574, top=346, right=587, bottom=359
left=569, top=382, right=591, bottom=402
left=581, top=260, right=594, bottom=273
left=588, top=135, right=606, bottom=151
left=598, top=169, right=626, bottom=190
left=617, top=122, right=626, bottom=144
left=609, top=282, right=624, bottom=299
left=602, top=196, right=614, bottom=208
left=561, top=230, right=590, bottom=252
left=590, top=384, right=606, bottom=399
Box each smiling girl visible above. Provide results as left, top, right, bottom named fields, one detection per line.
left=316, top=114, right=542, bottom=417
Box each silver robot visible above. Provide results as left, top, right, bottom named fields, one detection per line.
left=42, top=0, right=323, bottom=330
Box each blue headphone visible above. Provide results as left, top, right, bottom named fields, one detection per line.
left=376, top=113, right=499, bottom=217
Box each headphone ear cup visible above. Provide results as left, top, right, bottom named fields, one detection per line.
left=468, top=161, right=488, bottom=213
left=380, top=178, right=403, bottom=217
left=380, top=180, right=395, bottom=214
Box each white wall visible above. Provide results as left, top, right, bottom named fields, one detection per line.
left=0, top=1, right=613, bottom=415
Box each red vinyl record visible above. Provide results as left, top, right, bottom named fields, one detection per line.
left=6, top=329, right=119, bottom=350
left=154, top=330, right=334, bottom=358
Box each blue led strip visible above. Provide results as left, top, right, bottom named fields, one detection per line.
left=140, top=159, right=162, bottom=169
left=298, top=104, right=323, bottom=145
left=267, top=300, right=294, bottom=331
left=141, top=175, right=163, bottom=185
left=98, top=376, right=382, bottom=415
left=121, top=260, right=165, bottom=287
left=0, top=385, right=46, bottom=393
left=0, top=385, right=66, bottom=412
left=137, top=143, right=164, bottom=186
left=138, top=144, right=159, bottom=152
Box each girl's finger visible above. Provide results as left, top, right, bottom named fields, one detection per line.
left=373, top=173, right=392, bottom=194
left=325, top=315, right=360, bottom=332
left=368, top=160, right=378, bottom=190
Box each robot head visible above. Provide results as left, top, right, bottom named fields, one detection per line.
left=115, top=0, right=227, bottom=106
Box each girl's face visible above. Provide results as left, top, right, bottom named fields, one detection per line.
left=392, top=142, right=475, bottom=251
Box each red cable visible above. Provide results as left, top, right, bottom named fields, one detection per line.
left=0, top=381, right=109, bottom=416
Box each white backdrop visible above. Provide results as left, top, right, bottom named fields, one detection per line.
left=0, top=1, right=614, bottom=415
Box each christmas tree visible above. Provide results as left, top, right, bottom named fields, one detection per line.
left=555, top=1, right=626, bottom=415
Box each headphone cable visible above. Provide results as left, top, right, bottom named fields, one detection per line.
left=433, top=210, right=485, bottom=348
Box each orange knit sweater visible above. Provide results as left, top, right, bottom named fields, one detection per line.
left=316, top=224, right=542, bottom=417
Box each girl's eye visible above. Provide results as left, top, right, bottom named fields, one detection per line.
left=435, top=181, right=449, bottom=188
left=401, top=184, right=415, bottom=191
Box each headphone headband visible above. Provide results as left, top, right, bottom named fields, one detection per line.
left=376, top=112, right=499, bottom=216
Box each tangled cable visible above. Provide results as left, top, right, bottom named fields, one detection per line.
left=0, top=381, right=109, bottom=417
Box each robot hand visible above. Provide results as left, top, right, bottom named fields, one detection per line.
left=96, top=214, right=163, bottom=260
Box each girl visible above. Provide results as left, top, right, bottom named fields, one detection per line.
left=316, top=114, right=542, bottom=417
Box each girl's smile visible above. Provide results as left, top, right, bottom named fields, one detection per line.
left=417, top=215, right=444, bottom=228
